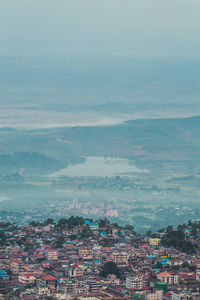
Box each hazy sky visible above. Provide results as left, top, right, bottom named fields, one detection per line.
left=1, top=0, right=200, bottom=57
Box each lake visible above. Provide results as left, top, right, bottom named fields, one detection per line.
left=51, top=156, right=148, bottom=177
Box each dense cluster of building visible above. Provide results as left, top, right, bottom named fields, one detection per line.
left=0, top=218, right=200, bottom=299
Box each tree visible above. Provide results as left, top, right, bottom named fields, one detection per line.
left=98, top=218, right=110, bottom=228
left=80, top=226, right=93, bottom=238
left=24, top=242, right=32, bottom=252
left=146, top=230, right=152, bottom=237
left=191, top=228, right=198, bottom=238
left=57, top=218, right=68, bottom=228
left=124, top=224, right=135, bottom=234
left=44, top=218, right=54, bottom=225
left=29, top=220, right=40, bottom=227
left=0, top=230, right=6, bottom=245
left=100, top=261, right=121, bottom=278
left=162, top=228, right=197, bottom=255
left=99, top=238, right=115, bottom=247
left=54, top=235, right=65, bottom=248
left=57, top=216, right=84, bottom=230
left=166, top=226, right=173, bottom=232
left=182, top=261, right=189, bottom=268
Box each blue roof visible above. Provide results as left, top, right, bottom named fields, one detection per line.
left=84, top=220, right=91, bottom=224
left=0, top=270, right=6, bottom=274
left=65, top=241, right=78, bottom=245
left=84, top=220, right=97, bottom=226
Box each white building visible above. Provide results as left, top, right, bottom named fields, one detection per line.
left=126, top=276, right=143, bottom=290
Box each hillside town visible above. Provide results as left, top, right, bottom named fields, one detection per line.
left=0, top=217, right=200, bottom=299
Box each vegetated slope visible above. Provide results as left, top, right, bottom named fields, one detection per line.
left=1, top=116, right=200, bottom=174
left=55, top=116, right=199, bottom=153
left=0, top=152, right=65, bottom=174
left=53, top=116, right=200, bottom=171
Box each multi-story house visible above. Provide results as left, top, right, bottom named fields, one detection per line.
left=171, top=291, right=191, bottom=300
left=146, top=289, right=163, bottom=300
left=45, top=249, right=58, bottom=261
left=70, top=263, right=84, bottom=278
left=126, top=276, right=143, bottom=290
left=18, top=273, right=36, bottom=285
left=79, top=248, right=93, bottom=260
left=112, top=252, right=129, bottom=265
left=157, top=272, right=179, bottom=285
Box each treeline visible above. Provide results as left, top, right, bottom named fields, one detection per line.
left=29, top=216, right=109, bottom=229
left=29, top=216, right=135, bottom=232
left=0, top=216, right=135, bottom=234
left=29, top=216, right=85, bottom=229
left=161, top=228, right=198, bottom=255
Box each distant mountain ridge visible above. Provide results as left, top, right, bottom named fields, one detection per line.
left=57, top=115, right=200, bottom=155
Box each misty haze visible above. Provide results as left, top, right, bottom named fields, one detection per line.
left=1, top=1, right=200, bottom=297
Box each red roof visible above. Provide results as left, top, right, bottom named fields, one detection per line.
left=158, top=272, right=174, bottom=277
left=179, top=272, right=195, bottom=278
left=13, top=248, right=21, bottom=252
left=43, top=275, right=57, bottom=280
